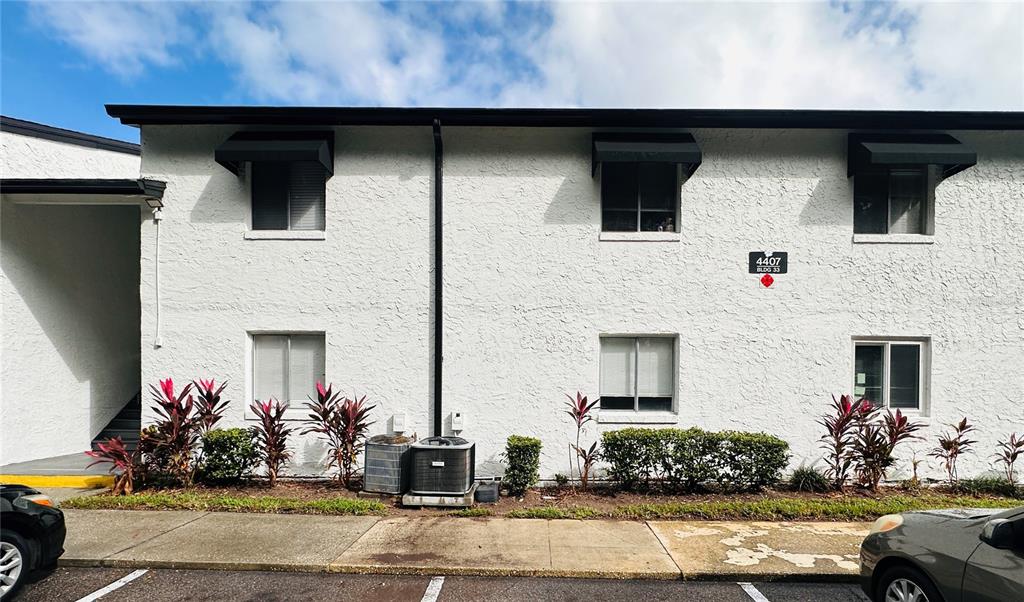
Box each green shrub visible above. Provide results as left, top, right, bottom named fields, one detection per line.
left=789, top=466, right=831, bottom=493
left=600, top=428, right=665, bottom=491
left=201, top=428, right=259, bottom=484
left=955, top=476, right=1023, bottom=499
left=504, top=435, right=542, bottom=496
left=718, top=431, right=789, bottom=491
left=601, top=427, right=790, bottom=492
left=662, top=428, right=723, bottom=492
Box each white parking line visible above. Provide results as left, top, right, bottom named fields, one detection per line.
left=74, top=569, right=148, bottom=602
left=738, top=581, right=771, bottom=602
left=420, top=575, right=445, bottom=602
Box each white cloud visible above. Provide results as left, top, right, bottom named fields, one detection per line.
left=509, top=1, right=1023, bottom=110
left=30, top=1, right=195, bottom=78
left=26, top=0, right=1024, bottom=109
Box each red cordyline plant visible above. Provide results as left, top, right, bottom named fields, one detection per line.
left=995, top=432, right=1024, bottom=484
left=250, top=398, right=292, bottom=487
left=147, top=378, right=201, bottom=486
left=302, top=383, right=375, bottom=488
left=193, top=378, right=229, bottom=435
left=930, top=417, right=976, bottom=485
left=565, top=391, right=600, bottom=489
left=817, top=394, right=870, bottom=490
left=851, top=405, right=924, bottom=492
left=85, top=437, right=139, bottom=495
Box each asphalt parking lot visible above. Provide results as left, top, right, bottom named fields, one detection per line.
left=16, top=567, right=872, bottom=602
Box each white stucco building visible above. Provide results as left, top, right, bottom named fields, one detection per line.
left=0, top=117, right=162, bottom=465
left=3, top=107, right=1023, bottom=482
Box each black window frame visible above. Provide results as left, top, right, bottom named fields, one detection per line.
left=600, top=162, right=682, bottom=233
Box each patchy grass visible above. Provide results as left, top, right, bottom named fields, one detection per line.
left=613, top=496, right=1022, bottom=521
left=63, top=488, right=1022, bottom=522
left=506, top=506, right=600, bottom=519
left=62, top=492, right=387, bottom=516
left=448, top=507, right=493, bottom=517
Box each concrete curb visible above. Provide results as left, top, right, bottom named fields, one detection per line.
left=1, top=474, right=113, bottom=488
left=327, top=563, right=684, bottom=580
left=59, top=558, right=330, bottom=573
left=59, top=557, right=858, bottom=583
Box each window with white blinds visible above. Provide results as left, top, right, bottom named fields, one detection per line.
left=600, top=336, right=675, bottom=412
left=253, top=334, right=325, bottom=405
left=251, top=161, right=326, bottom=231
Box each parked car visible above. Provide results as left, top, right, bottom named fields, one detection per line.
left=0, top=484, right=66, bottom=600
left=860, top=505, right=1024, bottom=602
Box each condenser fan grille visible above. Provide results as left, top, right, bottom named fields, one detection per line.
left=409, top=440, right=475, bottom=495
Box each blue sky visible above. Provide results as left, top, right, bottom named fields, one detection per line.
left=2, top=1, right=1021, bottom=143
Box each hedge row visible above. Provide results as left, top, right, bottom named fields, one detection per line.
left=601, top=427, right=789, bottom=492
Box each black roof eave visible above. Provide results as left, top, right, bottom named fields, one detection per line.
left=1, top=116, right=141, bottom=155
left=1, top=178, right=166, bottom=199
left=106, top=105, right=1024, bottom=130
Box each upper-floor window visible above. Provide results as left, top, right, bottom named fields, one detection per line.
left=853, top=339, right=928, bottom=411
left=601, top=163, right=679, bottom=232
left=853, top=166, right=934, bottom=235
left=214, top=131, right=334, bottom=233
left=848, top=133, right=976, bottom=237
left=600, top=335, right=675, bottom=412
left=251, top=161, right=326, bottom=230
left=592, top=133, right=702, bottom=234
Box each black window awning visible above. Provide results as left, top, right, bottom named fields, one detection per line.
left=848, top=133, right=976, bottom=178
left=592, top=132, right=702, bottom=176
left=215, top=131, right=334, bottom=176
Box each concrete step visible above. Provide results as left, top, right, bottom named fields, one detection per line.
left=106, top=418, right=139, bottom=430
left=97, top=428, right=140, bottom=438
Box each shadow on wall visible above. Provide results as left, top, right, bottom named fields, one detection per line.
left=1, top=202, right=141, bottom=458
left=532, top=128, right=851, bottom=229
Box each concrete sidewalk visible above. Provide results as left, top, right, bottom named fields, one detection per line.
left=59, top=510, right=869, bottom=581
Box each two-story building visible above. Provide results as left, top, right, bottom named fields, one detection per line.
left=4, top=107, right=1023, bottom=480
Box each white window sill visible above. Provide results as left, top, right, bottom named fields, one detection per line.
left=852, top=233, right=934, bottom=245
left=599, top=231, right=681, bottom=242
left=244, top=230, right=326, bottom=241
left=597, top=411, right=677, bottom=424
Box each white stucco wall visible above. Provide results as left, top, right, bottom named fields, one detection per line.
left=1, top=130, right=142, bottom=464
left=137, top=126, right=434, bottom=469
left=1, top=130, right=140, bottom=178
left=139, top=125, right=1024, bottom=482
left=1, top=203, right=141, bottom=464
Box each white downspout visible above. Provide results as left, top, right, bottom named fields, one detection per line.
left=152, top=208, right=163, bottom=348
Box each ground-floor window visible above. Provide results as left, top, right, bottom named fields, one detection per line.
left=252, top=333, right=325, bottom=405
left=600, top=335, right=675, bottom=412
left=853, top=339, right=928, bottom=410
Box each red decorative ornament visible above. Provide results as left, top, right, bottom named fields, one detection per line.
left=760, top=274, right=774, bottom=288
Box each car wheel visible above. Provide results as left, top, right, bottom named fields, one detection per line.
left=876, top=565, right=944, bottom=602
left=0, top=530, right=31, bottom=600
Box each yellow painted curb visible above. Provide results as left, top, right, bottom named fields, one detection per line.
left=0, top=474, right=112, bottom=488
